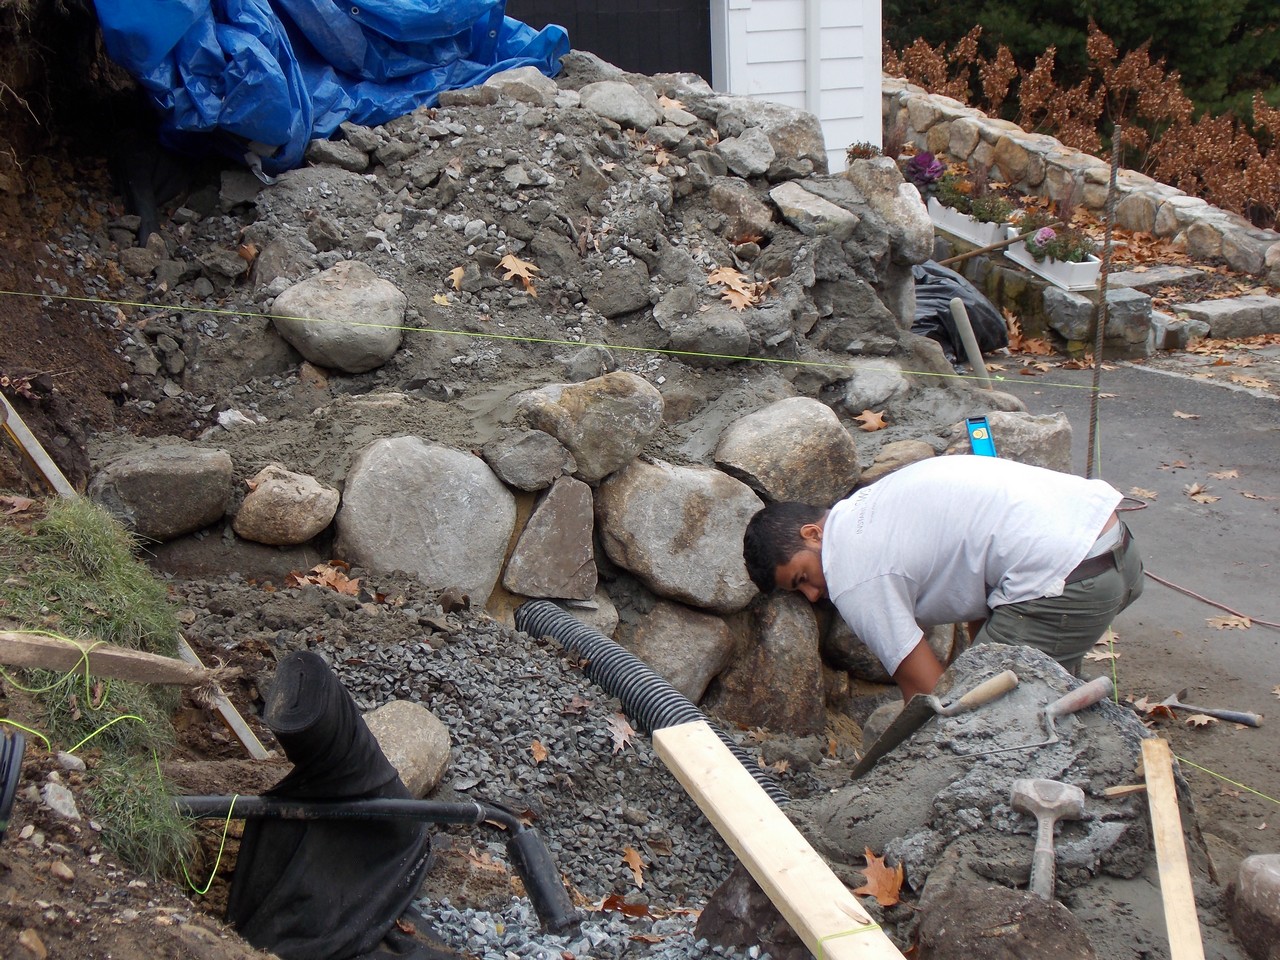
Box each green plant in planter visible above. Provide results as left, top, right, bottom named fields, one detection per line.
left=846, top=141, right=883, bottom=162
left=968, top=194, right=1015, bottom=225
left=1024, top=226, right=1098, bottom=263
left=934, top=171, right=972, bottom=213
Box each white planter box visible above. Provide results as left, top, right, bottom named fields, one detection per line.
left=1003, top=230, right=1102, bottom=292
left=927, top=197, right=1009, bottom=248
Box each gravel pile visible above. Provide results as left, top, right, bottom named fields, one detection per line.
left=171, top=570, right=820, bottom=958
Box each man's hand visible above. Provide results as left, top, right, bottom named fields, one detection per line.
left=892, top=639, right=945, bottom=701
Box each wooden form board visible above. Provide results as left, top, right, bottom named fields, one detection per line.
left=1, top=392, right=77, bottom=498
left=1141, top=738, right=1206, bottom=960
left=0, top=630, right=215, bottom=687
left=653, top=720, right=905, bottom=960
left=177, top=636, right=272, bottom=761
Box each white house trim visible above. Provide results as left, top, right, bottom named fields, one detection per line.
left=711, top=0, right=882, bottom=172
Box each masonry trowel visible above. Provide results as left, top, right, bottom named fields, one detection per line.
left=850, top=669, right=1019, bottom=779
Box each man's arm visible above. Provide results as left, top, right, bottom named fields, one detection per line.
left=892, top=638, right=945, bottom=701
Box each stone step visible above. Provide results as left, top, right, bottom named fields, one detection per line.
left=1172, top=294, right=1280, bottom=340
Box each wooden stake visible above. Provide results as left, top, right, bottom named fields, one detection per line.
left=654, top=720, right=905, bottom=960
left=176, top=636, right=272, bottom=760
left=1, top=392, right=77, bottom=498
left=0, top=630, right=223, bottom=687
left=1141, top=738, right=1206, bottom=960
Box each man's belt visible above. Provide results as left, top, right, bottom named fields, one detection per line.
left=1064, top=524, right=1131, bottom=584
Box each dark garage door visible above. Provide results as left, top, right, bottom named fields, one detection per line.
left=507, top=1, right=712, bottom=80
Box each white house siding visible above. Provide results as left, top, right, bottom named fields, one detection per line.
left=711, top=0, right=881, bottom=172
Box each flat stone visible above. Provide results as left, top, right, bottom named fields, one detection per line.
left=1175, top=295, right=1280, bottom=339
left=1108, top=264, right=1206, bottom=292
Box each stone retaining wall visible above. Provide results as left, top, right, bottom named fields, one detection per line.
left=883, top=76, right=1280, bottom=283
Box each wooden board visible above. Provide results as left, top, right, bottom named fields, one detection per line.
left=1141, top=738, right=1206, bottom=960
left=653, top=720, right=905, bottom=960
left=1, top=393, right=78, bottom=498
left=177, top=636, right=272, bottom=761
left=0, top=630, right=215, bottom=686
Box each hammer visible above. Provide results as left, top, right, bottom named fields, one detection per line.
left=1010, top=778, right=1086, bottom=900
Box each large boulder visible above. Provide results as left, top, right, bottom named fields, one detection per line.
left=271, top=260, right=405, bottom=373
left=335, top=437, right=515, bottom=605
left=89, top=444, right=233, bottom=542
left=595, top=459, right=762, bottom=614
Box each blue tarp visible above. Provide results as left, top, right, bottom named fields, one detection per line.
left=92, top=0, right=569, bottom=174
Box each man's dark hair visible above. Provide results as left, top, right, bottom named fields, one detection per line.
left=742, top=502, right=828, bottom=592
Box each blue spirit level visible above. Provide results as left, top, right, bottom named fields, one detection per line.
left=966, top=416, right=998, bottom=457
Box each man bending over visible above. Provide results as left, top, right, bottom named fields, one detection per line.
left=742, top=456, right=1144, bottom=700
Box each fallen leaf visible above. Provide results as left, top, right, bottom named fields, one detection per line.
left=720, top=286, right=755, bottom=310
left=706, top=265, right=752, bottom=293
left=1084, top=649, right=1119, bottom=662
left=1128, top=486, right=1158, bottom=500
left=1207, top=614, right=1251, bottom=630
left=622, top=846, right=646, bottom=887
left=1242, top=491, right=1277, bottom=501
left=561, top=694, right=593, bottom=715
left=1209, top=469, right=1239, bottom=480
left=448, top=266, right=465, bottom=290
left=658, top=94, right=684, bottom=110
left=1184, top=714, right=1219, bottom=727
left=607, top=713, right=635, bottom=754
left=1229, top=373, right=1270, bottom=389
left=1220, top=786, right=1242, bottom=798
left=0, top=494, right=36, bottom=514
left=1184, top=483, right=1220, bottom=504
left=530, top=739, right=549, bottom=763
left=1098, top=392, right=1117, bottom=399
left=600, top=894, right=650, bottom=917
left=432, top=293, right=450, bottom=305
left=852, top=848, right=903, bottom=907
left=1273, top=685, right=1280, bottom=700
left=628, top=934, right=665, bottom=944
left=498, top=253, right=540, bottom=296
left=1173, top=410, right=1200, bottom=419
left=286, top=562, right=361, bottom=596
left=854, top=409, right=888, bottom=432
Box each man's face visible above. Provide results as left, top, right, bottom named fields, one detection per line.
left=774, top=543, right=827, bottom=604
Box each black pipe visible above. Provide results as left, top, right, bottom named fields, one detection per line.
left=514, top=599, right=790, bottom=805
left=174, top=795, right=581, bottom=935
left=1, top=730, right=24, bottom=841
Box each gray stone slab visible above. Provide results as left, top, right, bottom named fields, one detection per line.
left=1108, top=264, right=1206, bottom=292
left=1174, top=295, right=1280, bottom=339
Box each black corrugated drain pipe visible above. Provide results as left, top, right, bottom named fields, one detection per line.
left=515, top=599, right=789, bottom=806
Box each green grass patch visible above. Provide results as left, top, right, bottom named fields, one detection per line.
left=1, top=496, right=192, bottom=880
left=85, top=756, right=198, bottom=881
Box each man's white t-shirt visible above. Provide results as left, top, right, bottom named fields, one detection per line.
left=820, top=456, right=1121, bottom=675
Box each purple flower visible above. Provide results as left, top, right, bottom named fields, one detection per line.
left=1033, top=227, right=1057, bottom=246
left=904, top=152, right=944, bottom=188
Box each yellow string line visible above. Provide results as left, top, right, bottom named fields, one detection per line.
left=816, top=922, right=883, bottom=958
left=0, top=287, right=1104, bottom=393
left=157, top=740, right=239, bottom=896
left=0, top=718, right=52, bottom=752
left=0, top=630, right=109, bottom=702
left=1173, top=754, right=1280, bottom=807
left=66, top=714, right=145, bottom=754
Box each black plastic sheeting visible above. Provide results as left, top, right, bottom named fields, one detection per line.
left=225, top=650, right=437, bottom=960
left=912, top=259, right=1008, bottom=363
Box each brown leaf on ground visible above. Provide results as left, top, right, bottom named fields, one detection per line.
left=286, top=562, right=361, bottom=596
left=1184, top=483, right=1220, bottom=504
left=1207, top=615, right=1251, bottom=630
left=623, top=847, right=646, bottom=888
left=1185, top=714, right=1219, bottom=727
left=1173, top=410, right=1200, bottom=419
left=601, top=894, right=650, bottom=917
left=0, top=494, right=36, bottom=514
left=607, top=713, right=636, bottom=754
left=852, top=848, right=904, bottom=907
left=1085, top=649, right=1119, bottom=662
left=1209, top=469, right=1239, bottom=479
left=1273, top=685, right=1280, bottom=700
left=720, top=287, right=755, bottom=310
left=530, top=739, right=549, bottom=763
left=448, top=265, right=465, bottom=290
left=1230, top=373, right=1270, bottom=389
left=1128, top=486, right=1158, bottom=500
left=498, top=254, right=540, bottom=296
left=854, top=409, right=888, bottom=432
left=1243, top=491, right=1277, bottom=501
left=561, top=694, right=593, bottom=715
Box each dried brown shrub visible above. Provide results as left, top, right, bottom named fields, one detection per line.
left=888, top=23, right=1280, bottom=227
